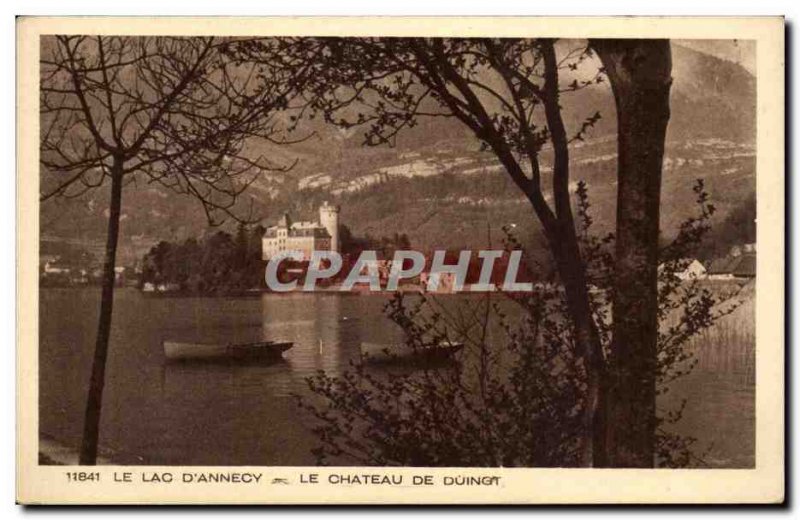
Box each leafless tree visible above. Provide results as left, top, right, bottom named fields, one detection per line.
left=40, top=35, right=308, bottom=464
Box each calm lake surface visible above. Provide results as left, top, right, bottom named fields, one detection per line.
left=39, top=287, right=755, bottom=467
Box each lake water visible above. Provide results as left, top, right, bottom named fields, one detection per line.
left=39, top=287, right=754, bottom=467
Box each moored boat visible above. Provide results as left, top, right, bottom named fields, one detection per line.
left=163, top=340, right=293, bottom=361
left=360, top=341, right=463, bottom=364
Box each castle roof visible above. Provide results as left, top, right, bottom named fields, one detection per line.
left=265, top=205, right=335, bottom=239
left=277, top=213, right=292, bottom=228
left=264, top=226, right=331, bottom=239
left=707, top=253, right=756, bottom=277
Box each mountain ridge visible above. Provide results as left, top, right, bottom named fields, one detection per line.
left=40, top=43, right=756, bottom=265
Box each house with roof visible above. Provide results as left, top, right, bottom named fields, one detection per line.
left=706, top=244, right=756, bottom=281
left=676, top=259, right=708, bottom=280
left=657, top=258, right=707, bottom=281
left=41, top=254, right=70, bottom=275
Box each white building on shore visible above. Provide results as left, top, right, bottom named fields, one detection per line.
left=262, top=202, right=340, bottom=261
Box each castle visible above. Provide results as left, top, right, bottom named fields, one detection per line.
left=262, top=201, right=340, bottom=261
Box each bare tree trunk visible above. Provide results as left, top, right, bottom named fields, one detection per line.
left=538, top=41, right=607, bottom=467
left=79, top=158, right=124, bottom=465
left=544, top=225, right=605, bottom=467
left=591, top=39, right=672, bottom=467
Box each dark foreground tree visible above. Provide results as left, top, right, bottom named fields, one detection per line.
left=590, top=40, right=673, bottom=467
left=40, top=36, right=306, bottom=463
left=239, top=37, right=672, bottom=466
left=299, top=181, right=736, bottom=467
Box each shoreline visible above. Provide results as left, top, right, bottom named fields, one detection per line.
left=46, top=277, right=753, bottom=300
left=39, top=434, right=112, bottom=466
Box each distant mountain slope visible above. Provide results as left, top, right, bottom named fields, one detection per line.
left=40, top=42, right=756, bottom=263
left=669, top=43, right=756, bottom=143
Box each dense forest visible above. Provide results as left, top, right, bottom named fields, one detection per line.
left=139, top=224, right=413, bottom=294
left=140, top=224, right=266, bottom=295
left=702, top=192, right=757, bottom=259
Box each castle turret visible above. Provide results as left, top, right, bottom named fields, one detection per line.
left=319, top=201, right=340, bottom=253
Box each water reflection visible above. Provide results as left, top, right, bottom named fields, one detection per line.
left=38, top=288, right=754, bottom=467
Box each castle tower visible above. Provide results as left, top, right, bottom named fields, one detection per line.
left=319, top=201, right=340, bottom=253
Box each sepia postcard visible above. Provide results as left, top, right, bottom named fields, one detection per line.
left=16, top=16, right=784, bottom=504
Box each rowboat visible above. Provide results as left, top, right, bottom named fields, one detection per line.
left=163, top=340, right=293, bottom=361
left=360, top=341, right=464, bottom=364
